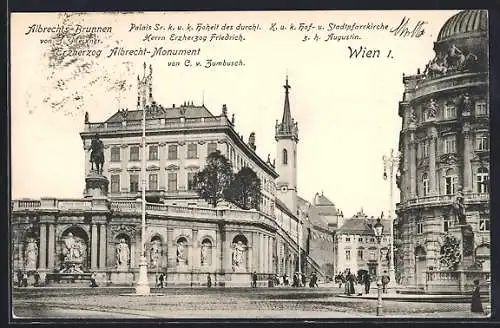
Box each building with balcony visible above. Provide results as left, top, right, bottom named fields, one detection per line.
left=11, top=67, right=333, bottom=286
left=395, top=10, right=490, bottom=292
left=334, top=210, right=390, bottom=277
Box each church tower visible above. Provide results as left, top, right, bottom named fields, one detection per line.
left=275, top=76, right=299, bottom=215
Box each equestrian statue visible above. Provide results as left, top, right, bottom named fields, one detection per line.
left=89, top=134, right=105, bottom=175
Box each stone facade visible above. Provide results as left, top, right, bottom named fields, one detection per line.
left=395, top=10, right=490, bottom=290
left=12, top=72, right=326, bottom=286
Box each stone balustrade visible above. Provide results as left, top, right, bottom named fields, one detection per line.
left=414, top=72, right=487, bottom=100
left=425, top=270, right=490, bottom=294
left=398, top=193, right=488, bottom=209
left=84, top=115, right=229, bottom=134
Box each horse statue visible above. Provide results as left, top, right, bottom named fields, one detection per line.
left=89, top=134, right=105, bottom=175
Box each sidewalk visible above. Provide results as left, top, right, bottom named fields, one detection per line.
left=336, top=293, right=487, bottom=303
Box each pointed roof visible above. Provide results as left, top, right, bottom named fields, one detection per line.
left=281, top=76, right=292, bottom=131
left=314, top=192, right=335, bottom=206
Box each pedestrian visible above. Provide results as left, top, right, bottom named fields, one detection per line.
left=381, top=272, right=390, bottom=293
left=283, top=274, right=289, bottom=286
left=471, top=279, right=484, bottom=313
left=158, top=272, right=165, bottom=288
left=357, top=273, right=364, bottom=296
left=207, top=274, right=212, bottom=288
left=252, top=271, right=257, bottom=288
left=301, top=273, right=306, bottom=287
left=34, top=271, right=41, bottom=287
left=89, top=272, right=98, bottom=288
left=16, top=270, right=23, bottom=287
left=364, top=272, right=371, bottom=294
left=22, top=272, right=28, bottom=287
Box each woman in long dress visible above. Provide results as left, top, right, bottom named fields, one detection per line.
left=471, top=279, right=484, bottom=313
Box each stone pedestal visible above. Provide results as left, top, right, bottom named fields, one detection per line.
left=135, top=256, right=150, bottom=295
left=85, top=171, right=109, bottom=198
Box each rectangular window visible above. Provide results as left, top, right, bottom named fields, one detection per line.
left=444, top=136, right=456, bottom=154
left=475, top=101, right=488, bottom=116
left=130, top=146, right=140, bottom=161
left=111, top=147, right=121, bottom=162
left=445, top=176, right=458, bottom=195
left=358, top=237, right=363, bottom=242
left=130, top=174, right=139, bottom=192
left=417, top=222, right=423, bottom=234
left=370, top=237, right=375, bottom=243
left=187, top=144, right=197, bottom=159
left=369, top=249, right=376, bottom=261
left=168, top=172, right=177, bottom=191
left=345, top=237, right=351, bottom=242
left=476, top=135, right=489, bottom=151
left=207, top=142, right=217, bottom=155
left=479, top=216, right=490, bottom=231
left=357, top=249, right=363, bottom=260
left=187, top=172, right=196, bottom=191
left=110, top=174, right=120, bottom=193
left=149, top=145, right=158, bottom=160
left=444, top=104, right=456, bottom=119
left=148, top=173, right=158, bottom=190
left=345, top=250, right=351, bottom=261
left=168, top=145, right=178, bottom=160
left=423, top=178, right=429, bottom=197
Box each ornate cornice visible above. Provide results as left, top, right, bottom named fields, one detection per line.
left=166, top=164, right=180, bottom=171
left=439, top=153, right=458, bottom=166
left=146, top=165, right=160, bottom=171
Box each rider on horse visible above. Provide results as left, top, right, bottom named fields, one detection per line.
left=89, top=134, right=105, bottom=174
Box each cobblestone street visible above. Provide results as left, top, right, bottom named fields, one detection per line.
left=12, top=286, right=490, bottom=319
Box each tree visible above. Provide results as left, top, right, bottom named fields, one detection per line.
left=192, top=151, right=234, bottom=207
left=227, top=167, right=261, bottom=210
left=439, top=234, right=462, bottom=270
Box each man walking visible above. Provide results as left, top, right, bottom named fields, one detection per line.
left=363, top=272, right=371, bottom=294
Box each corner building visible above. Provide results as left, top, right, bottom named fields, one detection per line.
left=11, top=67, right=330, bottom=287
left=395, top=10, right=490, bottom=292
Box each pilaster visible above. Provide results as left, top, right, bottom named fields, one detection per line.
left=39, top=224, right=47, bottom=269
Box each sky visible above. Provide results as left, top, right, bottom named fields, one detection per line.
left=11, top=10, right=459, bottom=218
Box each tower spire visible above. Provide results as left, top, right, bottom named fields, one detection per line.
left=281, top=76, right=292, bottom=132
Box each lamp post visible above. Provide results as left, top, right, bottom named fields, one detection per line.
left=383, top=149, right=399, bottom=287
left=134, top=88, right=150, bottom=295
left=372, top=218, right=384, bottom=316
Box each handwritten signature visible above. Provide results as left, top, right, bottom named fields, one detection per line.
left=390, top=16, right=427, bottom=38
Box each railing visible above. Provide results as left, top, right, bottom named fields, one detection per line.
left=85, top=115, right=230, bottom=133
left=57, top=199, right=92, bottom=211
left=12, top=199, right=41, bottom=210
left=399, top=193, right=489, bottom=209
left=415, top=72, right=487, bottom=99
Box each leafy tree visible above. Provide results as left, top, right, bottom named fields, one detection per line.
left=227, top=167, right=261, bottom=210
left=439, top=234, right=462, bottom=270
left=192, top=151, right=234, bottom=207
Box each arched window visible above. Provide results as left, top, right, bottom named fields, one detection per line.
left=477, top=167, right=489, bottom=193
left=422, top=173, right=429, bottom=197
left=282, top=149, right=288, bottom=165
left=445, top=168, right=458, bottom=195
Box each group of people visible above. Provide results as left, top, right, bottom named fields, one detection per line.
left=249, top=271, right=320, bottom=288
left=16, top=270, right=40, bottom=287
left=335, top=269, right=390, bottom=296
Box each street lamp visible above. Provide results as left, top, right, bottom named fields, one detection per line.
left=383, top=149, right=400, bottom=287
left=372, top=218, right=384, bottom=316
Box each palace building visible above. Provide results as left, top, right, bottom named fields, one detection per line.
left=12, top=66, right=337, bottom=286
left=395, top=10, right=490, bottom=293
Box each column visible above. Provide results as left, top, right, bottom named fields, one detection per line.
left=39, top=224, right=47, bottom=269
left=91, top=224, right=98, bottom=269
left=120, top=145, right=128, bottom=193
left=167, top=228, right=176, bottom=269
left=130, top=242, right=136, bottom=268
left=268, top=237, right=273, bottom=273
left=159, top=143, right=166, bottom=189
left=191, top=229, right=199, bottom=270
left=252, top=232, right=259, bottom=271
left=258, top=233, right=264, bottom=272
left=47, top=224, right=55, bottom=269
left=463, top=131, right=472, bottom=192
left=215, top=228, right=221, bottom=272
left=409, top=136, right=417, bottom=198
left=222, top=231, right=230, bottom=273
left=99, top=224, right=107, bottom=269
left=429, top=135, right=437, bottom=195
left=262, top=235, right=267, bottom=273
left=247, top=236, right=253, bottom=272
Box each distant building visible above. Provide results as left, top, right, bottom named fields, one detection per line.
left=334, top=210, right=390, bottom=277
left=395, top=10, right=489, bottom=292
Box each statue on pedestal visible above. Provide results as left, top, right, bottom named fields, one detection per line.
left=116, top=239, right=130, bottom=269
left=149, top=240, right=161, bottom=266
left=60, top=232, right=86, bottom=273
left=89, top=133, right=105, bottom=175
left=232, top=241, right=246, bottom=272
left=201, top=241, right=211, bottom=265
left=177, top=240, right=187, bottom=264
left=25, top=238, right=38, bottom=270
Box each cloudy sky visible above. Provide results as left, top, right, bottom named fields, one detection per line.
left=11, top=10, right=459, bottom=217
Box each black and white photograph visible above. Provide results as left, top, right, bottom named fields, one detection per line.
left=10, top=9, right=491, bottom=319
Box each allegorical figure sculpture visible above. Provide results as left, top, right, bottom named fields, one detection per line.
left=63, top=232, right=84, bottom=262
left=149, top=240, right=161, bottom=266
left=452, top=190, right=467, bottom=225
left=426, top=98, right=438, bottom=118
left=116, top=238, right=130, bottom=269
left=89, top=133, right=105, bottom=175
left=177, top=240, right=187, bottom=264
left=25, top=238, right=39, bottom=270
left=201, top=241, right=211, bottom=265
left=232, top=241, right=246, bottom=272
